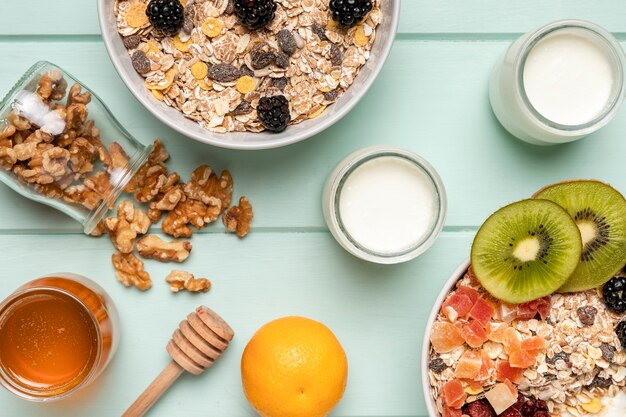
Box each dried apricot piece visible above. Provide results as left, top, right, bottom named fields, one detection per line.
left=509, top=348, right=536, bottom=369
left=430, top=322, right=465, bottom=353
left=443, top=292, right=474, bottom=319
left=126, top=3, right=149, bottom=28
left=236, top=76, right=257, bottom=94
left=496, top=360, right=524, bottom=383
left=468, top=297, right=494, bottom=326
left=354, top=25, right=368, bottom=47
left=191, top=62, right=209, bottom=80
left=503, top=327, right=521, bottom=354
left=455, top=350, right=482, bottom=379
left=462, top=320, right=488, bottom=348
left=442, top=379, right=467, bottom=409
left=456, top=286, right=479, bottom=304
left=202, top=18, right=224, bottom=38
left=520, top=336, right=546, bottom=354
left=476, top=351, right=495, bottom=381
left=487, top=322, right=509, bottom=344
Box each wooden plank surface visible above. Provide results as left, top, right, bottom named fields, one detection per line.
left=0, top=1, right=625, bottom=416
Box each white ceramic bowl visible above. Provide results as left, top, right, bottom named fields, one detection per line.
left=421, top=257, right=471, bottom=417
left=98, top=1, right=400, bottom=150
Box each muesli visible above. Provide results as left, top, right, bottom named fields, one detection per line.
left=428, top=180, right=626, bottom=417
left=114, top=0, right=382, bottom=133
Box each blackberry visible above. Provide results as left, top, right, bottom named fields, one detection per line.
left=602, top=276, right=626, bottom=313
left=257, top=95, right=290, bottom=133
left=329, top=0, right=373, bottom=28
left=146, top=0, right=184, bottom=34
left=234, top=0, right=277, bottom=30
left=616, top=321, right=626, bottom=349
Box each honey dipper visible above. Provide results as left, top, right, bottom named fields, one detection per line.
left=122, top=306, right=234, bottom=417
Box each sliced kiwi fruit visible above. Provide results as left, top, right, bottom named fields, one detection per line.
left=533, top=180, right=626, bottom=292
left=471, top=199, right=582, bottom=304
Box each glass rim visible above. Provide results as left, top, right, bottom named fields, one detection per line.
left=0, top=284, right=103, bottom=401
left=514, top=19, right=626, bottom=135
left=328, top=146, right=447, bottom=264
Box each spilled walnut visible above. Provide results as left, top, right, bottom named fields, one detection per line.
left=166, top=270, right=211, bottom=293
left=105, top=200, right=151, bottom=253
left=112, top=251, right=152, bottom=291
left=137, top=235, right=192, bottom=263
left=223, top=196, right=253, bottom=238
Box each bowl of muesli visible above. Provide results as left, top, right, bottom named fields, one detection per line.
left=422, top=180, right=626, bottom=417
left=98, top=0, right=399, bottom=150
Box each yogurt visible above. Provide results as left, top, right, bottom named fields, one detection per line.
left=339, top=156, right=437, bottom=254
left=524, top=29, right=616, bottom=126
left=323, top=147, right=447, bottom=264
left=561, top=391, right=626, bottom=417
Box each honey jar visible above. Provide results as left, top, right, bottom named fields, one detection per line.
left=0, top=274, right=119, bottom=401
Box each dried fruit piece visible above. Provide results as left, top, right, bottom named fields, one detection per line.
left=132, top=50, right=151, bottom=75
left=207, top=63, right=240, bottom=82
left=430, top=322, right=465, bottom=353
left=183, top=4, right=195, bottom=34
left=277, top=29, right=297, bottom=55
left=250, top=42, right=275, bottom=69
left=442, top=407, right=462, bottom=417
left=545, top=351, right=570, bottom=365
left=502, top=328, right=521, bottom=354
left=112, top=252, right=152, bottom=291
left=312, top=22, right=328, bottom=41
left=485, top=382, right=518, bottom=415
left=429, top=358, right=447, bottom=373
left=231, top=101, right=253, bottom=116
left=442, top=292, right=474, bottom=320
left=475, top=351, right=495, bottom=381
left=236, top=76, right=257, bottom=94
left=126, top=3, right=149, bottom=28
left=123, top=35, right=141, bottom=50
left=600, top=343, right=616, bottom=362
left=520, top=336, right=546, bottom=354
left=202, top=18, right=224, bottom=38
left=468, top=298, right=494, bottom=327
left=191, top=62, right=209, bottom=80
left=442, top=379, right=467, bottom=409
left=166, top=270, right=211, bottom=293
left=137, top=235, right=192, bottom=262
left=516, top=296, right=551, bottom=321
left=496, top=360, right=524, bottom=383
left=509, top=348, right=536, bottom=369
left=274, top=51, right=290, bottom=69
left=455, top=350, right=482, bottom=379
left=487, top=322, right=509, bottom=344
left=223, top=196, right=253, bottom=237
left=462, top=320, right=488, bottom=348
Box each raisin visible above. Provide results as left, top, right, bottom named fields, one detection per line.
left=588, top=375, right=612, bottom=389
left=207, top=63, right=240, bottom=82
left=600, top=343, right=616, bottom=362
left=324, top=89, right=339, bottom=102
left=312, top=22, right=328, bottom=41
left=183, top=5, right=196, bottom=35
left=231, top=101, right=253, bottom=116
left=122, top=35, right=141, bottom=50
left=225, top=0, right=236, bottom=14
left=428, top=358, right=447, bottom=373
left=546, top=352, right=570, bottom=365
left=239, top=64, right=255, bottom=77
left=277, top=29, right=297, bottom=55
left=275, top=51, right=290, bottom=69
left=250, top=42, right=275, bottom=69
left=576, top=306, right=597, bottom=326
left=329, top=44, right=343, bottom=66
left=271, top=77, right=288, bottom=91
left=463, top=400, right=495, bottom=417
left=131, top=50, right=151, bottom=75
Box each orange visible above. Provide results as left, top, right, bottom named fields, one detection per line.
left=241, top=316, right=348, bottom=417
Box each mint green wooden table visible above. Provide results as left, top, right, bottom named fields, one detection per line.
left=1, top=2, right=625, bottom=416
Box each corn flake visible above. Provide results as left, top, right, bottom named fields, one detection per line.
left=145, top=68, right=178, bottom=90
left=191, top=62, right=209, bottom=80
left=174, top=35, right=192, bottom=52
left=151, top=89, right=165, bottom=101
left=202, top=18, right=224, bottom=38
left=197, top=79, right=212, bottom=91
left=125, top=3, right=149, bottom=28
left=236, top=76, right=257, bottom=94
left=146, top=40, right=160, bottom=55
left=354, top=26, right=369, bottom=47
left=308, top=105, right=327, bottom=119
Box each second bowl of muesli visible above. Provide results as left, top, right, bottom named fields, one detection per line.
left=423, top=180, right=626, bottom=417
left=98, top=0, right=399, bottom=149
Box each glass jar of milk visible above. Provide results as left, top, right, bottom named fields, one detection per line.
left=489, top=20, right=626, bottom=145
left=323, top=146, right=447, bottom=264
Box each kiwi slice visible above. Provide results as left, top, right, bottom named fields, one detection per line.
left=533, top=180, right=626, bottom=292
left=471, top=199, right=582, bottom=304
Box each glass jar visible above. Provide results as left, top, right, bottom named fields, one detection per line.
left=0, top=61, right=152, bottom=234
left=489, top=20, right=626, bottom=145
left=323, top=146, right=447, bottom=264
left=0, top=274, right=120, bottom=401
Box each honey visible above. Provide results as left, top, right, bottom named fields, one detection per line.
left=0, top=290, right=98, bottom=394
left=0, top=275, right=119, bottom=401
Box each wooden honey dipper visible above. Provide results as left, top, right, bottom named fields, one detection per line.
left=122, top=306, right=234, bottom=417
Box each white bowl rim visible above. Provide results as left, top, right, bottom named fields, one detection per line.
left=97, top=0, right=401, bottom=150
left=421, top=257, right=471, bottom=417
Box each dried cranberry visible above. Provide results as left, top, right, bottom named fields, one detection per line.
left=511, top=395, right=527, bottom=410
left=535, top=412, right=550, bottom=417
left=520, top=400, right=535, bottom=417
left=463, top=400, right=496, bottom=417
left=500, top=409, right=522, bottom=417
left=534, top=400, right=549, bottom=412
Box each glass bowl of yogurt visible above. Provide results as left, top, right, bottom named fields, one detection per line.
left=323, top=146, right=447, bottom=264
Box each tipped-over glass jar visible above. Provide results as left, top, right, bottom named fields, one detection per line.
left=0, top=274, right=120, bottom=401
left=0, top=61, right=152, bottom=234
left=489, top=20, right=626, bottom=145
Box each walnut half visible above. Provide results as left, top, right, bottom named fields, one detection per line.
left=137, top=235, right=192, bottom=263
left=166, top=270, right=211, bottom=293
left=112, top=252, right=152, bottom=291
left=223, top=196, right=253, bottom=238
left=105, top=200, right=151, bottom=253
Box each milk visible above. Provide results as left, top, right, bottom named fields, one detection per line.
left=338, top=156, right=437, bottom=255
left=524, top=30, right=616, bottom=126
left=489, top=20, right=625, bottom=145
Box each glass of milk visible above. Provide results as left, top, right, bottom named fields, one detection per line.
left=323, top=146, right=447, bottom=264
left=489, top=20, right=626, bottom=145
